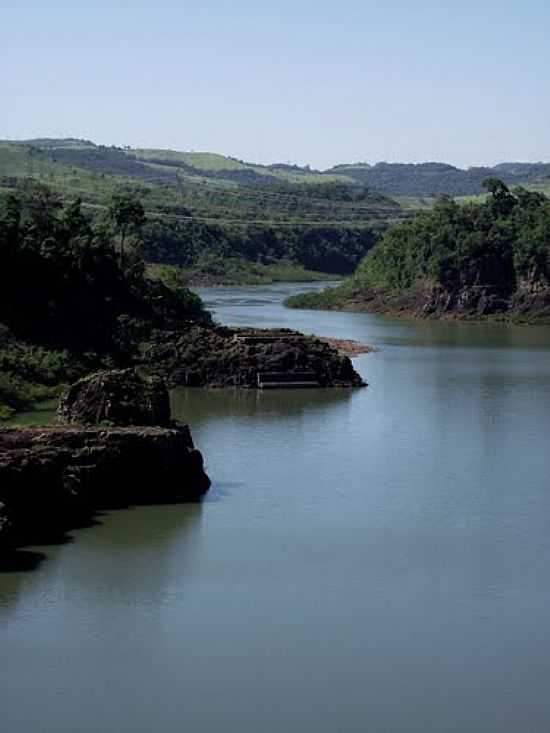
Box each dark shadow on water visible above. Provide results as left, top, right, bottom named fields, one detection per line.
left=15, top=515, right=104, bottom=553
left=0, top=502, right=204, bottom=620
left=0, top=549, right=47, bottom=573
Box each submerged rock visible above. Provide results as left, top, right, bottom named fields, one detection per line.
left=57, top=368, right=171, bottom=427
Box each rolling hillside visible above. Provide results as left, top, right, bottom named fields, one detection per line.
left=2, top=138, right=548, bottom=283
left=0, top=140, right=401, bottom=283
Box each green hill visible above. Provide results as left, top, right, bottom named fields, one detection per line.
left=4, top=138, right=548, bottom=286
left=0, top=139, right=403, bottom=283
left=327, top=161, right=550, bottom=197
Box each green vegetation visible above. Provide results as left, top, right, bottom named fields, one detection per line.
left=142, top=218, right=379, bottom=277
left=286, top=181, right=550, bottom=321
left=148, top=260, right=335, bottom=287
left=327, top=162, right=550, bottom=197
left=0, top=139, right=402, bottom=282
left=3, top=138, right=549, bottom=290
left=0, top=181, right=209, bottom=418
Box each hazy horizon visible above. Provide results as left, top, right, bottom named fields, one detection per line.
left=2, top=1, right=549, bottom=170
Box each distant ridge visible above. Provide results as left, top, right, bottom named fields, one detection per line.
left=2, top=137, right=549, bottom=196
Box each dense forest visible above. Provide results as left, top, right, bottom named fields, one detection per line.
left=0, top=182, right=207, bottom=418
left=142, top=219, right=378, bottom=276
left=286, top=180, right=550, bottom=321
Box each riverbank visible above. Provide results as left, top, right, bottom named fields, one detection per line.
left=285, top=282, right=550, bottom=324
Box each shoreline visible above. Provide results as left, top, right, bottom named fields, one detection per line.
left=318, top=337, right=377, bottom=356
left=0, top=425, right=210, bottom=568
left=285, top=287, right=550, bottom=325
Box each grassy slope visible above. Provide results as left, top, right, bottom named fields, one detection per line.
left=0, top=142, right=389, bottom=288
left=133, top=147, right=352, bottom=184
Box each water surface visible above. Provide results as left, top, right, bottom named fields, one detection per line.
left=2, top=282, right=550, bottom=732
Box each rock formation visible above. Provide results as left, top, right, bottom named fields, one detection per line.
left=144, top=326, right=366, bottom=388
left=0, top=425, right=210, bottom=555
left=57, top=368, right=172, bottom=427
left=1, top=369, right=210, bottom=563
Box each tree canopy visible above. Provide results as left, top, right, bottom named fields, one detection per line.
left=352, top=180, right=550, bottom=295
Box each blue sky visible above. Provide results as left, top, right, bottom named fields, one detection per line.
left=1, top=0, right=549, bottom=168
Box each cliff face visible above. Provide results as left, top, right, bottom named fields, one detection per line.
left=351, top=280, right=550, bottom=322
left=0, top=425, right=210, bottom=557
left=287, top=280, right=550, bottom=323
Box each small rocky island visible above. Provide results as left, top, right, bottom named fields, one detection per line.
left=0, top=370, right=210, bottom=564
left=145, top=327, right=366, bottom=389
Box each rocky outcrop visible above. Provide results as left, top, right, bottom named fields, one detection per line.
left=143, top=326, right=366, bottom=388
left=0, top=425, right=210, bottom=555
left=419, top=282, right=511, bottom=318
left=57, top=368, right=171, bottom=427
left=301, top=281, right=550, bottom=323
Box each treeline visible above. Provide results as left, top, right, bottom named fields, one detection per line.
left=142, top=220, right=378, bottom=275
left=0, top=181, right=206, bottom=352
left=327, top=162, right=550, bottom=197
left=355, top=180, right=550, bottom=294
left=286, top=180, right=550, bottom=319
left=0, top=182, right=206, bottom=417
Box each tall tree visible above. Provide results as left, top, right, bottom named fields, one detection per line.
left=108, top=192, right=145, bottom=266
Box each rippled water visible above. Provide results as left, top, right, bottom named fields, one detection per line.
left=2, top=282, right=550, bottom=732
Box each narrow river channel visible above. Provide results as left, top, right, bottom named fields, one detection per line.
left=2, top=282, right=550, bottom=732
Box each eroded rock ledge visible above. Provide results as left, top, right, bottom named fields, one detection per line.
left=0, top=424, right=210, bottom=558
left=144, top=327, right=366, bottom=388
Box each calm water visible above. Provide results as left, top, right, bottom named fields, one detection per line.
left=2, top=282, right=550, bottom=732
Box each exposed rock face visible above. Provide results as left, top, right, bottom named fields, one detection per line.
left=420, top=282, right=511, bottom=318
left=0, top=426, right=210, bottom=554
left=324, top=280, right=550, bottom=323
left=57, top=369, right=172, bottom=427
left=144, top=326, right=366, bottom=388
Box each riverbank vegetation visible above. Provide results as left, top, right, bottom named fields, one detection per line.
left=0, top=181, right=209, bottom=418
left=286, top=180, right=550, bottom=322
left=1, top=181, right=364, bottom=418
left=0, top=140, right=402, bottom=284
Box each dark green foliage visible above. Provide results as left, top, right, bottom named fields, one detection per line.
left=0, top=183, right=209, bottom=417
left=355, top=181, right=550, bottom=294
left=287, top=181, right=550, bottom=318
left=1, top=139, right=405, bottom=283
left=327, top=162, right=550, bottom=197
left=0, top=326, right=85, bottom=418
left=108, top=191, right=146, bottom=265
left=142, top=220, right=378, bottom=275
left=0, top=181, right=207, bottom=350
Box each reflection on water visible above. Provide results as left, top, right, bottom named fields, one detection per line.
left=2, top=282, right=550, bottom=733
left=171, top=385, right=354, bottom=427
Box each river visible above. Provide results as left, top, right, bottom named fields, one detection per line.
left=2, top=282, right=550, bottom=732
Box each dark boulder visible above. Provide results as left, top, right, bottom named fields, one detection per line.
left=57, top=368, right=172, bottom=427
